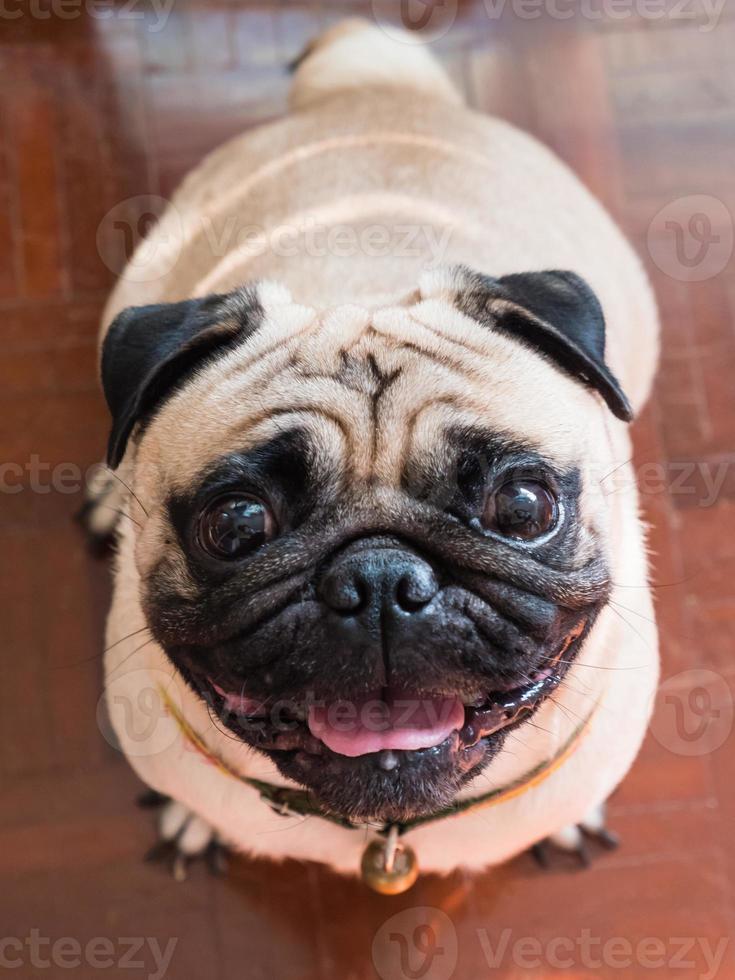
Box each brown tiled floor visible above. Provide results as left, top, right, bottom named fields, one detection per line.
left=2, top=2, right=735, bottom=978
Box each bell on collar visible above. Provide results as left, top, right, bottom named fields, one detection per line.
left=360, top=827, right=419, bottom=895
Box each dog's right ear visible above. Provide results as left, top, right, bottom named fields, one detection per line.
left=101, top=289, right=261, bottom=468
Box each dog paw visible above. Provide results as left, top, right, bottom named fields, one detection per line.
left=75, top=465, right=126, bottom=554
left=141, top=794, right=227, bottom=881
left=530, top=804, right=619, bottom=870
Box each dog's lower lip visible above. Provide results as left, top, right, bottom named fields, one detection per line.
left=459, top=669, right=562, bottom=747
left=210, top=682, right=268, bottom=717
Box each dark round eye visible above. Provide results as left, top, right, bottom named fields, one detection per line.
left=482, top=480, right=558, bottom=540
left=196, top=495, right=275, bottom=560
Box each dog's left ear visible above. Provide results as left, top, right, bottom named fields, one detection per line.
left=448, top=268, right=633, bottom=422
left=101, top=289, right=261, bottom=468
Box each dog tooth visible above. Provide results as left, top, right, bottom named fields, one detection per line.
left=378, top=750, right=399, bottom=771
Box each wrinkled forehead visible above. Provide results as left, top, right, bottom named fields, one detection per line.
left=137, top=295, right=601, bottom=495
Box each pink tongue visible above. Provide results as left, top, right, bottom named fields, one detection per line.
left=308, top=689, right=465, bottom=758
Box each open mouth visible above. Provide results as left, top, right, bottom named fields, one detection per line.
left=202, top=627, right=583, bottom=770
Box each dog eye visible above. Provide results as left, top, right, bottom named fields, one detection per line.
left=196, top=495, right=275, bottom=559
left=482, top=480, right=557, bottom=540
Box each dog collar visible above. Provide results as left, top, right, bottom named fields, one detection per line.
left=157, top=684, right=597, bottom=894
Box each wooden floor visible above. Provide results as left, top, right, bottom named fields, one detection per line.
left=3, top=2, right=735, bottom=977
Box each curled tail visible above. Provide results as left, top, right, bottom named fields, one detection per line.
left=289, top=18, right=462, bottom=110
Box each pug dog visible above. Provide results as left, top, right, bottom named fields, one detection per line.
left=93, top=19, right=659, bottom=880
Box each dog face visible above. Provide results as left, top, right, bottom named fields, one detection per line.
left=102, top=268, right=631, bottom=823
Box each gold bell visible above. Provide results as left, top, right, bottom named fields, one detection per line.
left=360, top=826, right=419, bottom=895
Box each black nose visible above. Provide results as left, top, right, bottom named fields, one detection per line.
left=319, top=548, right=439, bottom=618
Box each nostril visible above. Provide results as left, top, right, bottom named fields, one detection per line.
left=394, top=568, right=439, bottom=612
left=319, top=570, right=367, bottom=614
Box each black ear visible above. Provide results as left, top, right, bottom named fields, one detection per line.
left=101, top=289, right=262, bottom=468
left=457, top=268, right=633, bottom=422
